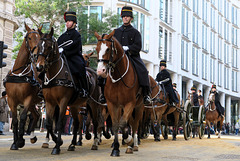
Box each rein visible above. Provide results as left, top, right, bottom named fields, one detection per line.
left=97, top=37, right=137, bottom=88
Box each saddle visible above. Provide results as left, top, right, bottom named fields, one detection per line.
left=3, top=75, right=40, bottom=88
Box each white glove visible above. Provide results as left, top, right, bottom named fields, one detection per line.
left=123, top=46, right=129, bottom=51
left=59, top=47, right=63, bottom=53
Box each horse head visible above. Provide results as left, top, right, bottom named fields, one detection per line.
left=83, top=52, right=94, bottom=67
left=24, top=22, right=42, bottom=59
left=94, top=30, right=124, bottom=78
left=209, top=93, right=215, bottom=103
left=35, top=27, right=58, bottom=72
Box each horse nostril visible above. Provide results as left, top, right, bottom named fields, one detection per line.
left=102, top=69, right=106, bottom=73
left=36, top=65, right=43, bottom=72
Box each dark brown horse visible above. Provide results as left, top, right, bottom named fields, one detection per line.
left=205, top=93, right=224, bottom=138
left=4, top=23, right=42, bottom=150
left=34, top=28, right=102, bottom=154
left=95, top=31, right=144, bottom=156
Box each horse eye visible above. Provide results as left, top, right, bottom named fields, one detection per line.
left=28, top=37, right=31, bottom=40
left=106, top=48, right=110, bottom=52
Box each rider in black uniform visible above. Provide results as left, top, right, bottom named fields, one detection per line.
left=191, top=85, right=199, bottom=106
left=209, top=84, right=225, bottom=117
left=57, top=11, right=88, bottom=97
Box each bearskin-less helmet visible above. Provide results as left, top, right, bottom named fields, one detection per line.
left=160, top=60, right=166, bottom=67
left=191, top=85, right=197, bottom=91
left=64, top=11, right=77, bottom=24
left=121, top=6, right=133, bottom=18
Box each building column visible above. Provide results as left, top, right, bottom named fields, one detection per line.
left=178, top=74, right=182, bottom=102
left=186, top=79, right=193, bottom=94
left=147, top=63, right=154, bottom=77
left=220, top=93, right=226, bottom=123
left=197, top=84, right=203, bottom=93
left=238, top=100, right=240, bottom=118
left=226, top=95, right=231, bottom=124
left=204, top=86, right=211, bottom=106
left=153, top=65, right=159, bottom=79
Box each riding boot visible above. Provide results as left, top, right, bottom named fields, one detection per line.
left=142, top=86, right=151, bottom=105
left=98, top=76, right=106, bottom=104
left=79, top=75, right=88, bottom=98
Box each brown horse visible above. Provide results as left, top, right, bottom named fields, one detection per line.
left=4, top=23, right=42, bottom=150
left=82, top=52, right=94, bottom=67
left=95, top=31, right=145, bottom=156
left=35, top=28, right=102, bottom=155
left=205, top=93, right=224, bottom=138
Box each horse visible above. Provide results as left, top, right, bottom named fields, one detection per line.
left=205, top=93, right=224, bottom=138
left=34, top=27, right=104, bottom=155
left=95, top=30, right=145, bottom=156
left=82, top=52, right=94, bottom=67
left=144, top=76, right=180, bottom=141
left=4, top=23, right=42, bottom=150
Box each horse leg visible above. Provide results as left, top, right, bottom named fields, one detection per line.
left=51, top=104, right=66, bottom=155
left=85, top=113, right=92, bottom=140
left=17, top=107, right=28, bottom=148
left=28, top=105, right=40, bottom=144
left=207, top=121, right=211, bottom=139
left=214, top=122, right=218, bottom=136
left=172, top=111, right=180, bottom=141
left=108, top=104, right=120, bottom=157
left=76, top=113, right=83, bottom=146
left=10, top=107, right=19, bottom=150
left=162, top=115, right=168, bottom=140
left=42, top=131, right=50, bottom=148
left=68, top=106, right=79, bottom=151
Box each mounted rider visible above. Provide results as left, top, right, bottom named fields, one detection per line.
left=209, top=84, right=225, bottom=117
left=191, top=85, right=199, bottom=106
left=156, top=60, right=179, bottom=106
left=57, top=11, right=88, bottom=97
left=99, top=6, right=151, bottom=105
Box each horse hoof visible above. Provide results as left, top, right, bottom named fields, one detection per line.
left=42, top=143, right=49, bottom=148
left=91, top=145, right=98, bottom=150
left=138, top=140, right=141, bottom=145
left=30, top=136, right=37, bottom=144
left=104, top=133, right=111, bottom=139
left=122, top=139, right=126, bottom=145
left=59, top=139, right=63, bottom=146
left=111, top=149, right=120, bottom=157
left=154, top=137, right=161, bottom=142
left=125, top=147, right=133, bottom=154
left=51, top=148, right=60, bottom=155
left=68, top=144, right=75, bottom=151
left=17, top=138, right=25, bottom=148
left=111, top=142, right=114, bottom=148
left=10, top=144, right=18, bottom=150
left=85, top=133, right=92, bottom=140
left=172, top=137, right=176, bottom=141
left=76, top=141, right=82, bottom=146
left=208, top=137, right=211, bottom=139
left=164, top=136, right=168, bottom=140
left=133, top=146, right=138, bottom=151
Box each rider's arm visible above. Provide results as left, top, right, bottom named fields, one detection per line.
left=128, top=31, right=141, bottom=55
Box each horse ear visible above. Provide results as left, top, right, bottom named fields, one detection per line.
left=49, top=27, right=54, bottom=37
left=94, top=32, right=101, bottom=40
left=38, top=24, right=43, bottom=31
left=89, top=52, right=94, bottom=57
left=25, top=22, right=31, bottom=32
left=38, top=28, right=43, bottom=36
left=107, top=30, right=115, bottom=39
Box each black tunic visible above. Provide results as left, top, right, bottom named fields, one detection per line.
left=57, top=28, right=86, bottom=78
left=114, top=24, right=149, bottom=87
left=192, top=92, right=199, bottom=106
left=156, top=69, right=179, bottom=103
left=212, top=91, right=225, bottom=115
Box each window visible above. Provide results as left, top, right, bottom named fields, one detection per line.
left=164, top=30, right=168, bottom=60
left=218, top=63, right=222, bottom=86
left=182, top=0, right=189, bottom=6
left=232, top=71, right=237, bottom=92
left=165, top=0, right=168, bottom=23
left=192, top=47, right=198, bottom=75
left=210, top=31, right=215, bottom=56
left=232, top=27, right=237, bottom=46
left=193, top=0, right=199, bottom=15
left=224, top=21, right=229, bottom=42
left=232, top=48, right=238, bottom=68
left=202, top=25, right=208, bottom=50
left=182, top=7, right=189, bottom=37
left=181, top=40, right=188, bottom=70
left=202, top=53, right=207, bottom=79
left=140, top=13, right=145, bottom=50
left=202, top=0, right=208, bottom=22
left=218, top=0, right=222, bottom=13
left=224, top=67, right=229, bottom=89
left=218, top=38, right=222, bottom=61
left=159, top=27, right=163, bottom=59
left=132, top=11, right=139, bottom=30
left=192, top=17, right=198, bottom=44
left=211, top=7, right=215, bottom=29
left=160, top=0, right=164, bottom=20
left=218, top=14, right=222, bottom=36
left=210, top=58, right=215, bottom=83
left=224, top=43, right=229, bottom=65
left=144, top=16, right=150, bottom=51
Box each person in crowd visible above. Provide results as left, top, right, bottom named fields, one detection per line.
left=156, top=60, right=179, bottom=106
left=0, top=91, right=8, bottom=135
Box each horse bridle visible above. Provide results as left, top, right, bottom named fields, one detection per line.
left=207, top=93, right=216, bottom=111
left=25, top=30, right=39, bottom=55
left=37, top=36, right=59, bottom=70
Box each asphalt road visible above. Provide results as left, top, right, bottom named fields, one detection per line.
left=0, top=131, right=240, bottom=161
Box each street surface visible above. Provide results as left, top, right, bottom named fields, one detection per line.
left=1, top=131, right=240, bottom=161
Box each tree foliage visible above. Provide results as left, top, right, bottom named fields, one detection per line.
left=13, top=0, right=119, bottom=60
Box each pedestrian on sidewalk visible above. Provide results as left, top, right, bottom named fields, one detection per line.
left=235, top=119, right=240, bottom=136
left=0, top=91, right=9, bottom=135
